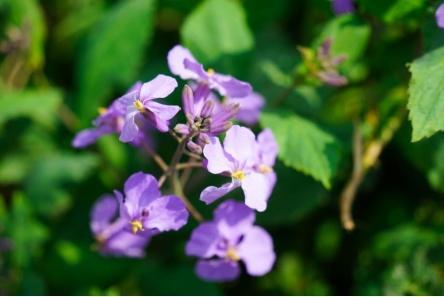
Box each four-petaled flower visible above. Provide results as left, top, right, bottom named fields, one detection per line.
left=186, top=200, right=275, bottom=282
left=167, top=45, right=252, bottom=98
left=200, top=125, right=277, bottom=212
left=118, top=75, right=181, bottom=142
left=116, top=172, right=189, bottom=234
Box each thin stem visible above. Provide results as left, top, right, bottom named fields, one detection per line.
left=176, top=162, right=202, bottom=170
left=172, top=173, right=203, bottom=222
left=158, top=135, right=191, bottom=187
left=271, top=76, right=301, bottom=107
left=142, top=143, right=168, bottom=172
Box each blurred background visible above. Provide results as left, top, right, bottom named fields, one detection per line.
left=2, top=0, right=444, bottom=295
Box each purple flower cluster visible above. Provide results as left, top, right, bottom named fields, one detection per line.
left=74, top=45, right=277, bottom=282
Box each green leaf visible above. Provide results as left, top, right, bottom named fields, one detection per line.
left=260, top=110, right=341, bottom=188
left=407, top=46, right=444, bottom=142
left=181, top=0, right=254, bottom=63
left=7, top=0, right=46, bottom=69
left=315, top=15, right=370, bottom=81
left=356, top=0, right=426, bottom=24
left=75, top=0, right=156, bottom=124
left=0, top=88, right=62, bottom=128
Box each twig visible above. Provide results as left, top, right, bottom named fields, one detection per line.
left=142, top=143, right=168, bottom=171
left=176, top=162, right=202, bottom=170
left=172, top=173, right=203, bottom=222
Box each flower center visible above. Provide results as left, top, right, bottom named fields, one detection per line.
left=226, top=246, right=240, bottom=261
left=98, top=107, right=108, bottom=115
left=133, top=99, right=145, bottom=112
left=207, top=68, right=215, bottom=76
left=130, top=220, right=144, bottom=234
left=258, top=164, right=273, bottom=174
left=231, top=170, right=245, bottom=181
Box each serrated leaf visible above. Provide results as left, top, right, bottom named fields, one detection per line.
left=407, top=46, right=444, bottom=142
left=0, top=88, right=62, bottom=128
left=260, top=110, right=341, bottom=188
left=75, top=0, right=156, bottom=124
left=181, top=0, right=254, bottom=63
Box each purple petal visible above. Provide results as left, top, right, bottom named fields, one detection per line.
left=200, top=181, right=240, bottom=205
left=140, top=74, right=178, bottom=101
left=144, top=195, right=189, bottom=232
left=118, top=89, right=140, bottom=106
left=183, top=58, right=209, bottom=81
left=119, top=110, right=140, bottom=143
left=228, top=92, right=265, bottom=125
left=72, top=127, right=108, bottom=148
left=317, top=71, right=348, bottom=86
left=257, top=128, right=278, bottom=167
left=237, top=226, right=275, bottom=276
left=332, top=0, right=355, bottom=15
left=241, top=172, right=272, bottom=212
left=195, top=259, right=240, bottom=282
left=214, top=200, right=255, bottom=242
left=167, top=45, right=200, bottom=80
left=203, top=137, right=233, bottom=174
left=102, top=229, right=151, bottom=258
left=90, top=195, right=118, bottom=235
left=212, top=73, right=252, bottom=98
left=223, top=125, right=257, bottom=165
left=122, top=172, right=160, bottom=219
left=436, top=4, right=444, bottom=28
left=145, top=101, right=180, bottom=121
left=185, top=222, right=221, bottom=258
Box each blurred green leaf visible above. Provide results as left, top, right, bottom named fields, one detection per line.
left=0, top=88, right=62, bottom=128
left=356, top=0, right=426, bottom=24
left=407, top=46, right=444, bottom=142
left=25, top=153, right=99, bottom=217
left=0, top=154, right=29, bottom=184
left=75, top=0, right=156, bottom=124
left=181, top=0, right=254, bottom=63
left=261, top=110, right=341, bottom=188
left=6, top=0, right=46, bottom=68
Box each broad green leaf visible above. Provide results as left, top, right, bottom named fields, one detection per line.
left=181, top=0, right=254, bottom=63
left=75, top=0, right=156, bottom=124
left=6, top=0, right=46, bottom=69
left=407, top=46, right=444, bottom=142
left=0, top=88, right=62, bottom=128
left=260, top=110, right=341, bottom=188
left=315, top=15, right=370, bottom=81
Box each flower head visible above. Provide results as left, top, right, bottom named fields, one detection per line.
left=115, top=172, right=189, bottom=234
left=332, top=0, right=355, bottom=15
left=186, top=200, right=275, bottom=282
left=167, top=45, right=252, bottom=98
left=73, top=82, right=151, bottom=148
left=174, top=85, right=240, bottom=154
left=90, top=195, right=152, bottom=258
left=118, top=75, right=181, bottom=142
left=200, top=125, right=278, bottom=211
left=436, top=3, right=444, bottom=28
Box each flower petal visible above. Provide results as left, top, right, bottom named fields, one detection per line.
left=119, top=110, right=140, bottom=143
left=257, top=128, right=278, bottom=167
left=90, top=195, right=118, bottom=235
left=237, top=226, right=275, bottom=276
left=145, top=101, right=180, bottom=121
left=241, top=172, right=272, bottom=212
left=72, top=127, right=109, bottom=148
left=214, top=200, right=255, bottom=243
left=185, top=222, right=220, bottom=258
left=228, top=92, right=264, bottom=125
left=144, top=195, right=189, bottom=232
left=140, top=74, right=178, bottom=100
left=437, top=4, right=444, bottom=28
left=195, top=259, right=240, bottom=282
left=200, top=181, right=239, bottom=205
left=103, top=229, right=151, bottom=258
left=167, top=45, right=199, bottom=80
left=223, top=125, right=257, bottom=165
left=122, top=172, right=160, bottom=219
left=212, top=73, right=252, bottom=98
left=203, top=137, right=233, bottom=174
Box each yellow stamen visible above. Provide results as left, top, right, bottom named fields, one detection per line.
left=231, top=170, right=246, bottom=181
left=130, top=220, right=144, bottom=234
left=226, top=247, right=240, bottom=261
left=98, top=107, right=108, bottom=115
left=258, top=164, right=273, bottom=174
left=133, top=99, right=145, bottom=112
left=207, top=68, right=215, bottom=76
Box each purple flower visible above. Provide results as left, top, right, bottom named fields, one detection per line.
left=118, top=75, right=180, bottom=142
left=332, top=0, right=355, bottom=15
left=186, top=200, right=275, bottom=282
left=316, top=38, right=348, bottom=86
left=436, top=3, right=444, bottom=28
left=174, top=85, right=240, bottom=154
left=200, top=125, right=278, bottom=212
left=167, top=45, right=252, bottom=98
left=216, top=92, right=265, bottom=126
left=90, top=195, right=152, bottom=258
left=115, top=172, right=189, bottom=234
